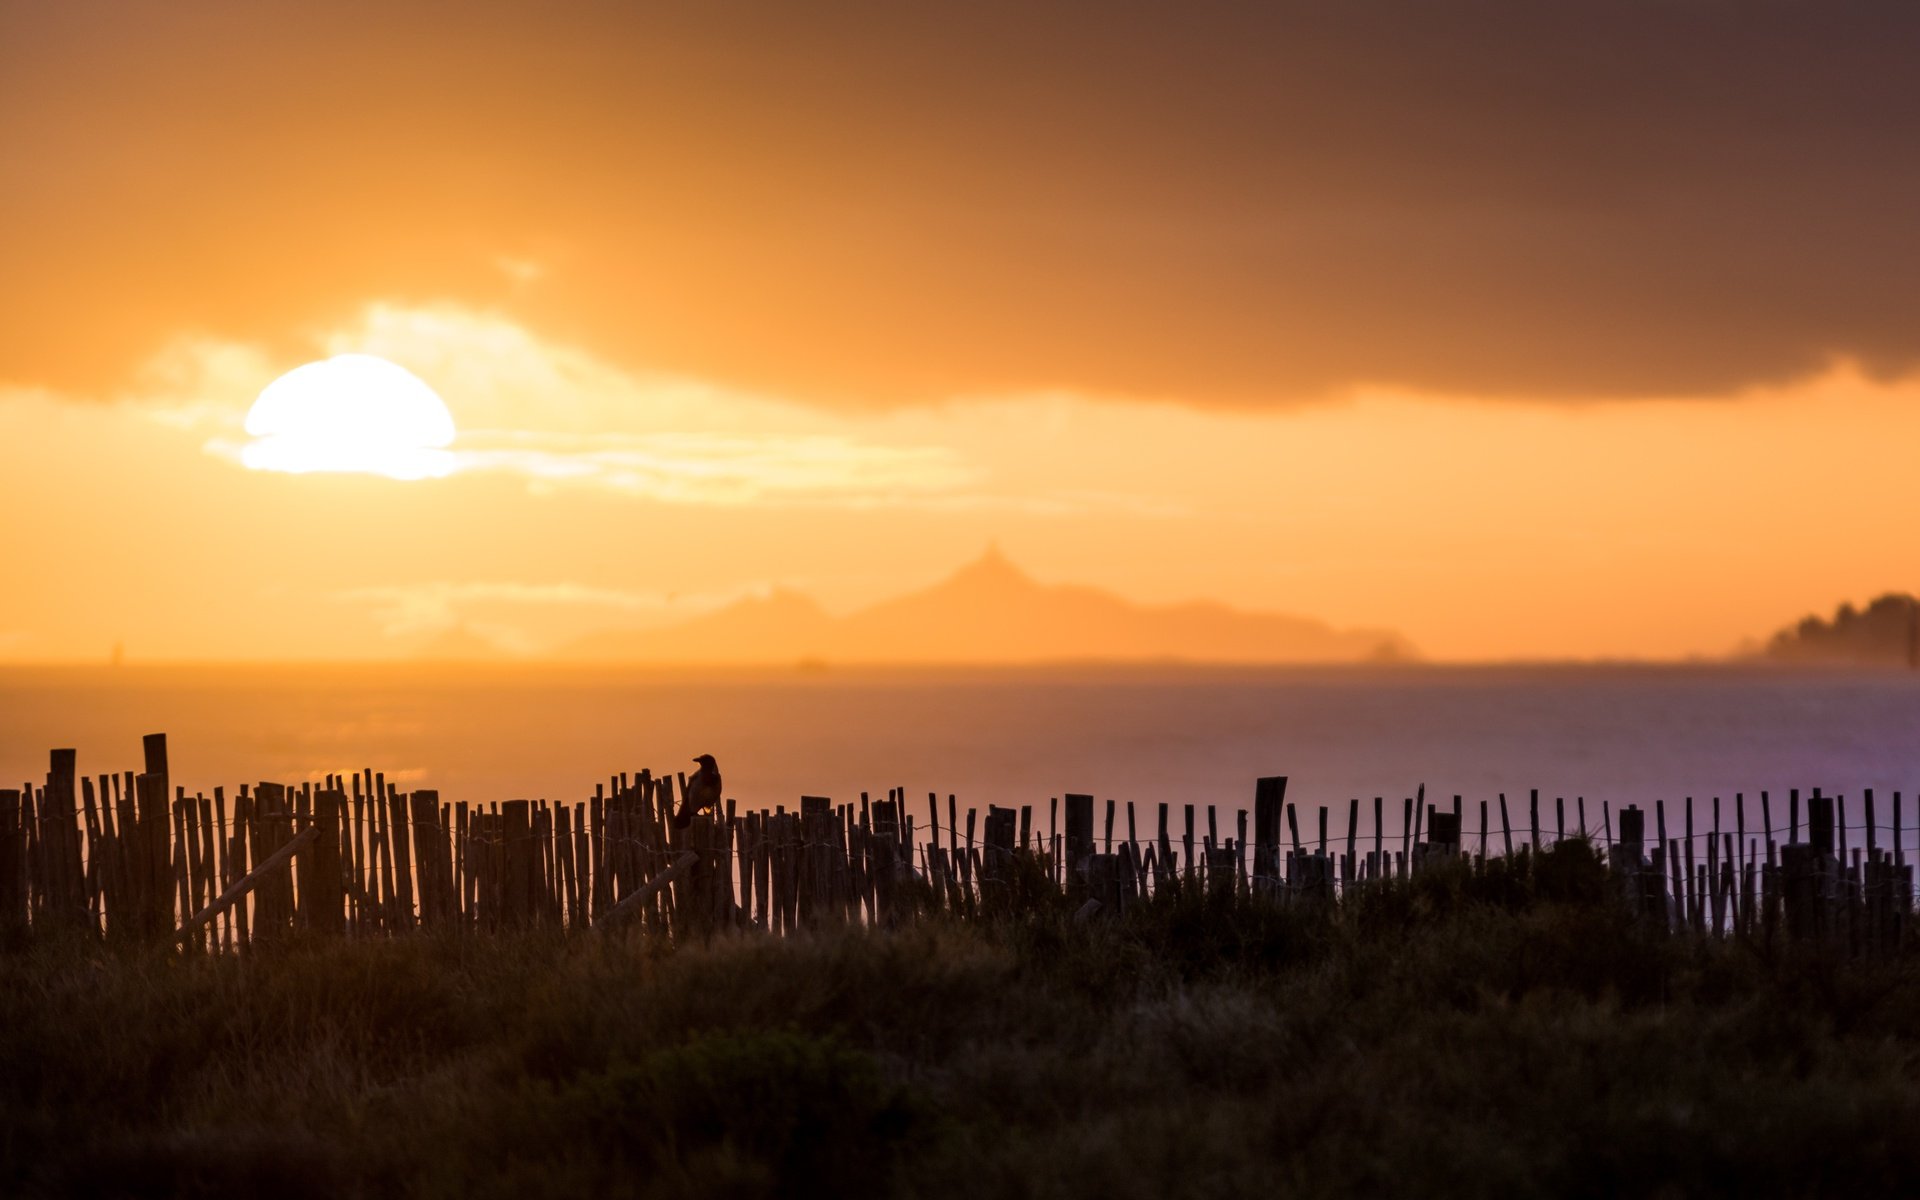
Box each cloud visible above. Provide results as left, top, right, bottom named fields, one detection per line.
left=336, top=581, right=705, bottom=638
left=334, top=578, right=796, bottom=657
left=7, top=3, right=1920, bottom=406
left=131, top=302, right=1170, bottom=513
left=493, top=256, right=545, bottom=285
left=451, top=432, right=973, bottom=507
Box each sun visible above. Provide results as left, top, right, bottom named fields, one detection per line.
left=242, top=354, right=457, bottom=480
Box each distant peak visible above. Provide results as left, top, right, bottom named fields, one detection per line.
left=951, top=544, right=1033, bottom=588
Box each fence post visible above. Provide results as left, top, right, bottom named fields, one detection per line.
left=141, top=736, right=171, bottom=938
left=134, top=772, right=169, bottom=939
left=1205, top=846, right=1237, bottom=900
left=802, top=796, right=835, bottom=927
left=983, top=805, right=1017, bottom=911
left=46, top=750, right=85, bottom=931
left=1253, top=777, right=1285, bottom=895
left=1088, top=852, right=1123, bottom=912
left=501, top=800, right=532, bottom=928
left=0, top=790, right=24, bottom=946
left=253, top=782, right=292, bottom=939
left=1064, top=794, right=1094, bottom=891
left=308, top=790, right=345, bottom=936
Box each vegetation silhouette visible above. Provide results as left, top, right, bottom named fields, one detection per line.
left=9, top=842, right=1920, bottom=1198
left=1762, top=593, right=1920, bottom=666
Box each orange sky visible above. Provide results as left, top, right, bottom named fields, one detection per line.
left=3, top=2, right=1917, bottom=663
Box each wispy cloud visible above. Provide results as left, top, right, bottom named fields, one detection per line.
left=449, top=430, right=975, bottom=506
left=118, top=305, right=989, bottom=505
left=112, top=303, right=1179, bottom=514
left=335, top=580, right=744, bottom=638
left=493, top=256, right=546, bottom=284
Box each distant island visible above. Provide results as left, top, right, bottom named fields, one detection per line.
left=561, top=547, right=1415, bottom=666
left=1758, top=593, right=1919, bottom=666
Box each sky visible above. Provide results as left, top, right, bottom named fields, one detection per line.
left=3, top=1, right=1918, bottom=663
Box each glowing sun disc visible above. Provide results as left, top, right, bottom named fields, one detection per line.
left=242, top=354, right=456, bottom=480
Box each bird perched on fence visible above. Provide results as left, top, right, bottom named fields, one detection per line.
left=672, top=754, right=723, bottom=828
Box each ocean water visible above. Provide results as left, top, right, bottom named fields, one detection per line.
left=3, top=663, right=1918, bottom=845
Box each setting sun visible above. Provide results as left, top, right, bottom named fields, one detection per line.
left=241, top=353, right=455, bottom=480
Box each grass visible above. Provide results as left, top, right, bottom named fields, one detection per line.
left=6, top=842, right=1920, bottom=1198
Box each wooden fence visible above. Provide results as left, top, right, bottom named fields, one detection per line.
left=0, top=735, right=1912, bottom=952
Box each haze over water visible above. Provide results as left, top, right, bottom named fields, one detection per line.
left=6, top=664, right=1917, bottom=844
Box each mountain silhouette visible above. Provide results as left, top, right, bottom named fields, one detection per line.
left=563, top=547, right=1415, bottom=665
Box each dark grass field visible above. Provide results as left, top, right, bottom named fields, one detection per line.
left=6, top=843, right=1920, bottom=1199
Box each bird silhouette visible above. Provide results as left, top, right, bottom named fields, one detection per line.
left=673, top=754, right=723, bottom=828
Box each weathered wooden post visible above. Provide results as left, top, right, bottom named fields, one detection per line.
left=1781, top=842, right=1828, bottom=942
left=802, top=796, right=836, bottom=926
left=135, top=772, right=170, bottom=938
left=1617, top=805, right=1661, bottom=923
left=1086, top=852, right=1123, bottom=913
left=1426, top=809, right=1461, bottom=860
left=1616, top=805, right=1644, bottom=871
left=870, top=795, right=898, bottom=848
left=868, top=796, right=899, bottom=925
left=1205, top=845, right=1237, bottom=900
left=1809, top=791, right=1835, bottom=856
left=307, top=790, right=346, bottom=936
left=1292, top=850, right=1334, bottom=905
left=1253, top=777, right=1285, bottom=896
left=174, top=826, right=318, bottom=946
left=45, top=750, right=85, bottom=931
left=982, top=804, right=1017, bottom=913
left=596, top=851, right=700, bottom=932
left=1781, top=791, right=1838, bottom=943
left=407, top=790, right=442, bottom=929
left=1154, top=803, right=1172, bottom=890
left=1063, top=794, right=1094, bottom=892
left=501, top=800, right=532, bottom=928
left=1345, top=798, right=1360, bottom=886
left=257, top=782, right=297, bottom=938
left=140, top=735, right=172, bottom=938
left=0, top=789, right=24, bottom=946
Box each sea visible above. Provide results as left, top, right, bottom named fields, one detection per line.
left=3, top=662, right=1917, bottom=846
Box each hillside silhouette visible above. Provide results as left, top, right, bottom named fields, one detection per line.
left=563, top=547, right=1414, bottom=665
left=1760, top=593, right=1920, bottom=666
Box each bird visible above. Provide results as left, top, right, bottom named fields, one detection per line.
left=672, top=754, right=723, bottom=828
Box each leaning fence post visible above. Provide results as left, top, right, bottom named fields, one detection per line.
left=175, top=826, right=318, bottom=945
left=595, top=851, right=699, bottom=932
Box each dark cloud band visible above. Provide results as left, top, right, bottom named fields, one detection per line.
left=4, top=1, right=1918, bottom=403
